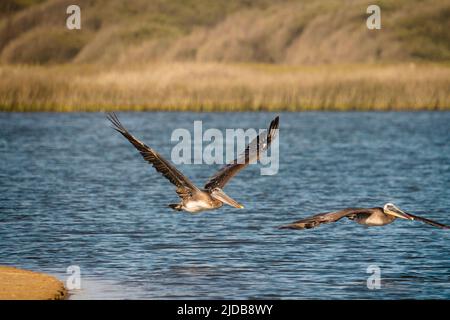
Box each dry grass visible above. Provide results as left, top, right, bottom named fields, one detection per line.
left=1, top=62, right=449, bottom=111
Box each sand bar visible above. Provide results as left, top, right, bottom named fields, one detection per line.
left=0, top=266, right=67, bottom=300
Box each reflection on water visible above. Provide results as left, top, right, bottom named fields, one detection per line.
left=0, top=112, right=449, bottom=299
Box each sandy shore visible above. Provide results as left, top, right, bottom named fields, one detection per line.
left=0, top=266, right=67, bottom=300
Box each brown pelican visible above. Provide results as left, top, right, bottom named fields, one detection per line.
left=279, top=203, right=450, bottom=230
left=107, top=113, right=279, bottom=213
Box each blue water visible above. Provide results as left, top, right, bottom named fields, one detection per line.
left=0, top=112, right=449, bottom=299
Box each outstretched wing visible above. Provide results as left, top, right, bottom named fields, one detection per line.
left=204, top=116, right=279, bottom=190
left=408, top=213, right=450, bottom=229
left=279, top=208, right=371, bottom=230
left=107, top=112, right=199, bottom=196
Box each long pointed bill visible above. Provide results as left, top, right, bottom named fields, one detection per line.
left=211, top=189, right=244, bottom=209
left=387, top=207, right=414, bottom=220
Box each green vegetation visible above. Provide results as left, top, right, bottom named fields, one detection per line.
left=395, top=1, right=450, bottom=61
left=0, top=0, right=449, bottom=111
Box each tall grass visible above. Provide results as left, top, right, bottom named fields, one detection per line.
left=1, top=63, right=449, bottom=111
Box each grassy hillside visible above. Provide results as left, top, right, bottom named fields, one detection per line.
left=0, top=0, right=449, bottom=111
left=1, top=0, right=449, bottom=65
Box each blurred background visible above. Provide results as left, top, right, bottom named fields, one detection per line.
left=0, top=0, right=449, bottom=111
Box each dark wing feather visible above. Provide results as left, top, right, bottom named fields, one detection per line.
left=408, top=213, right=450, bottom=229
left=107, top=112, right=199, bottom=194
left=204, top=116, right=279, bottom=190
left=279, top=208, right=371, bottom=230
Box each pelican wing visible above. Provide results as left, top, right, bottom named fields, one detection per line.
left=279, top=208, right=371, bottom=230
left=204, top=116, right=279, bottom=190
left=107, top=113, right=199, bottom=194
left=408, top=213, right=450, bottom=229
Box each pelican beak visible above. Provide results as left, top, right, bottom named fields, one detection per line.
left=211, top=189, right=244, bottom=209
left=387, top=207, right=414, bottom=220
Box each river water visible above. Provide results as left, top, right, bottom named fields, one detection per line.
left=0, top=112, right=449, bottom=299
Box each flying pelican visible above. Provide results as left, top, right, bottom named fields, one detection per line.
left=107, top=113, right=279, bottom=213
left=279, top=203, right=450, bottom=230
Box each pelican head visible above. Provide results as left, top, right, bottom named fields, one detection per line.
left=383, top=203, right=414, bottom=220
left=210, top=188, right=244, bottom=209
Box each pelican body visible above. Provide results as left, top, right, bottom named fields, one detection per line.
left=280, top=203, right=450, bottom=230
left=107, top=113, right=279, bottom=213
left=167, top=188, right=235, bottom=213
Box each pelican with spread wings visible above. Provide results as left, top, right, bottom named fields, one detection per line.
left=107, top=113, right=279, bottom=213
left=279, top=203, right=450, bottom=230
